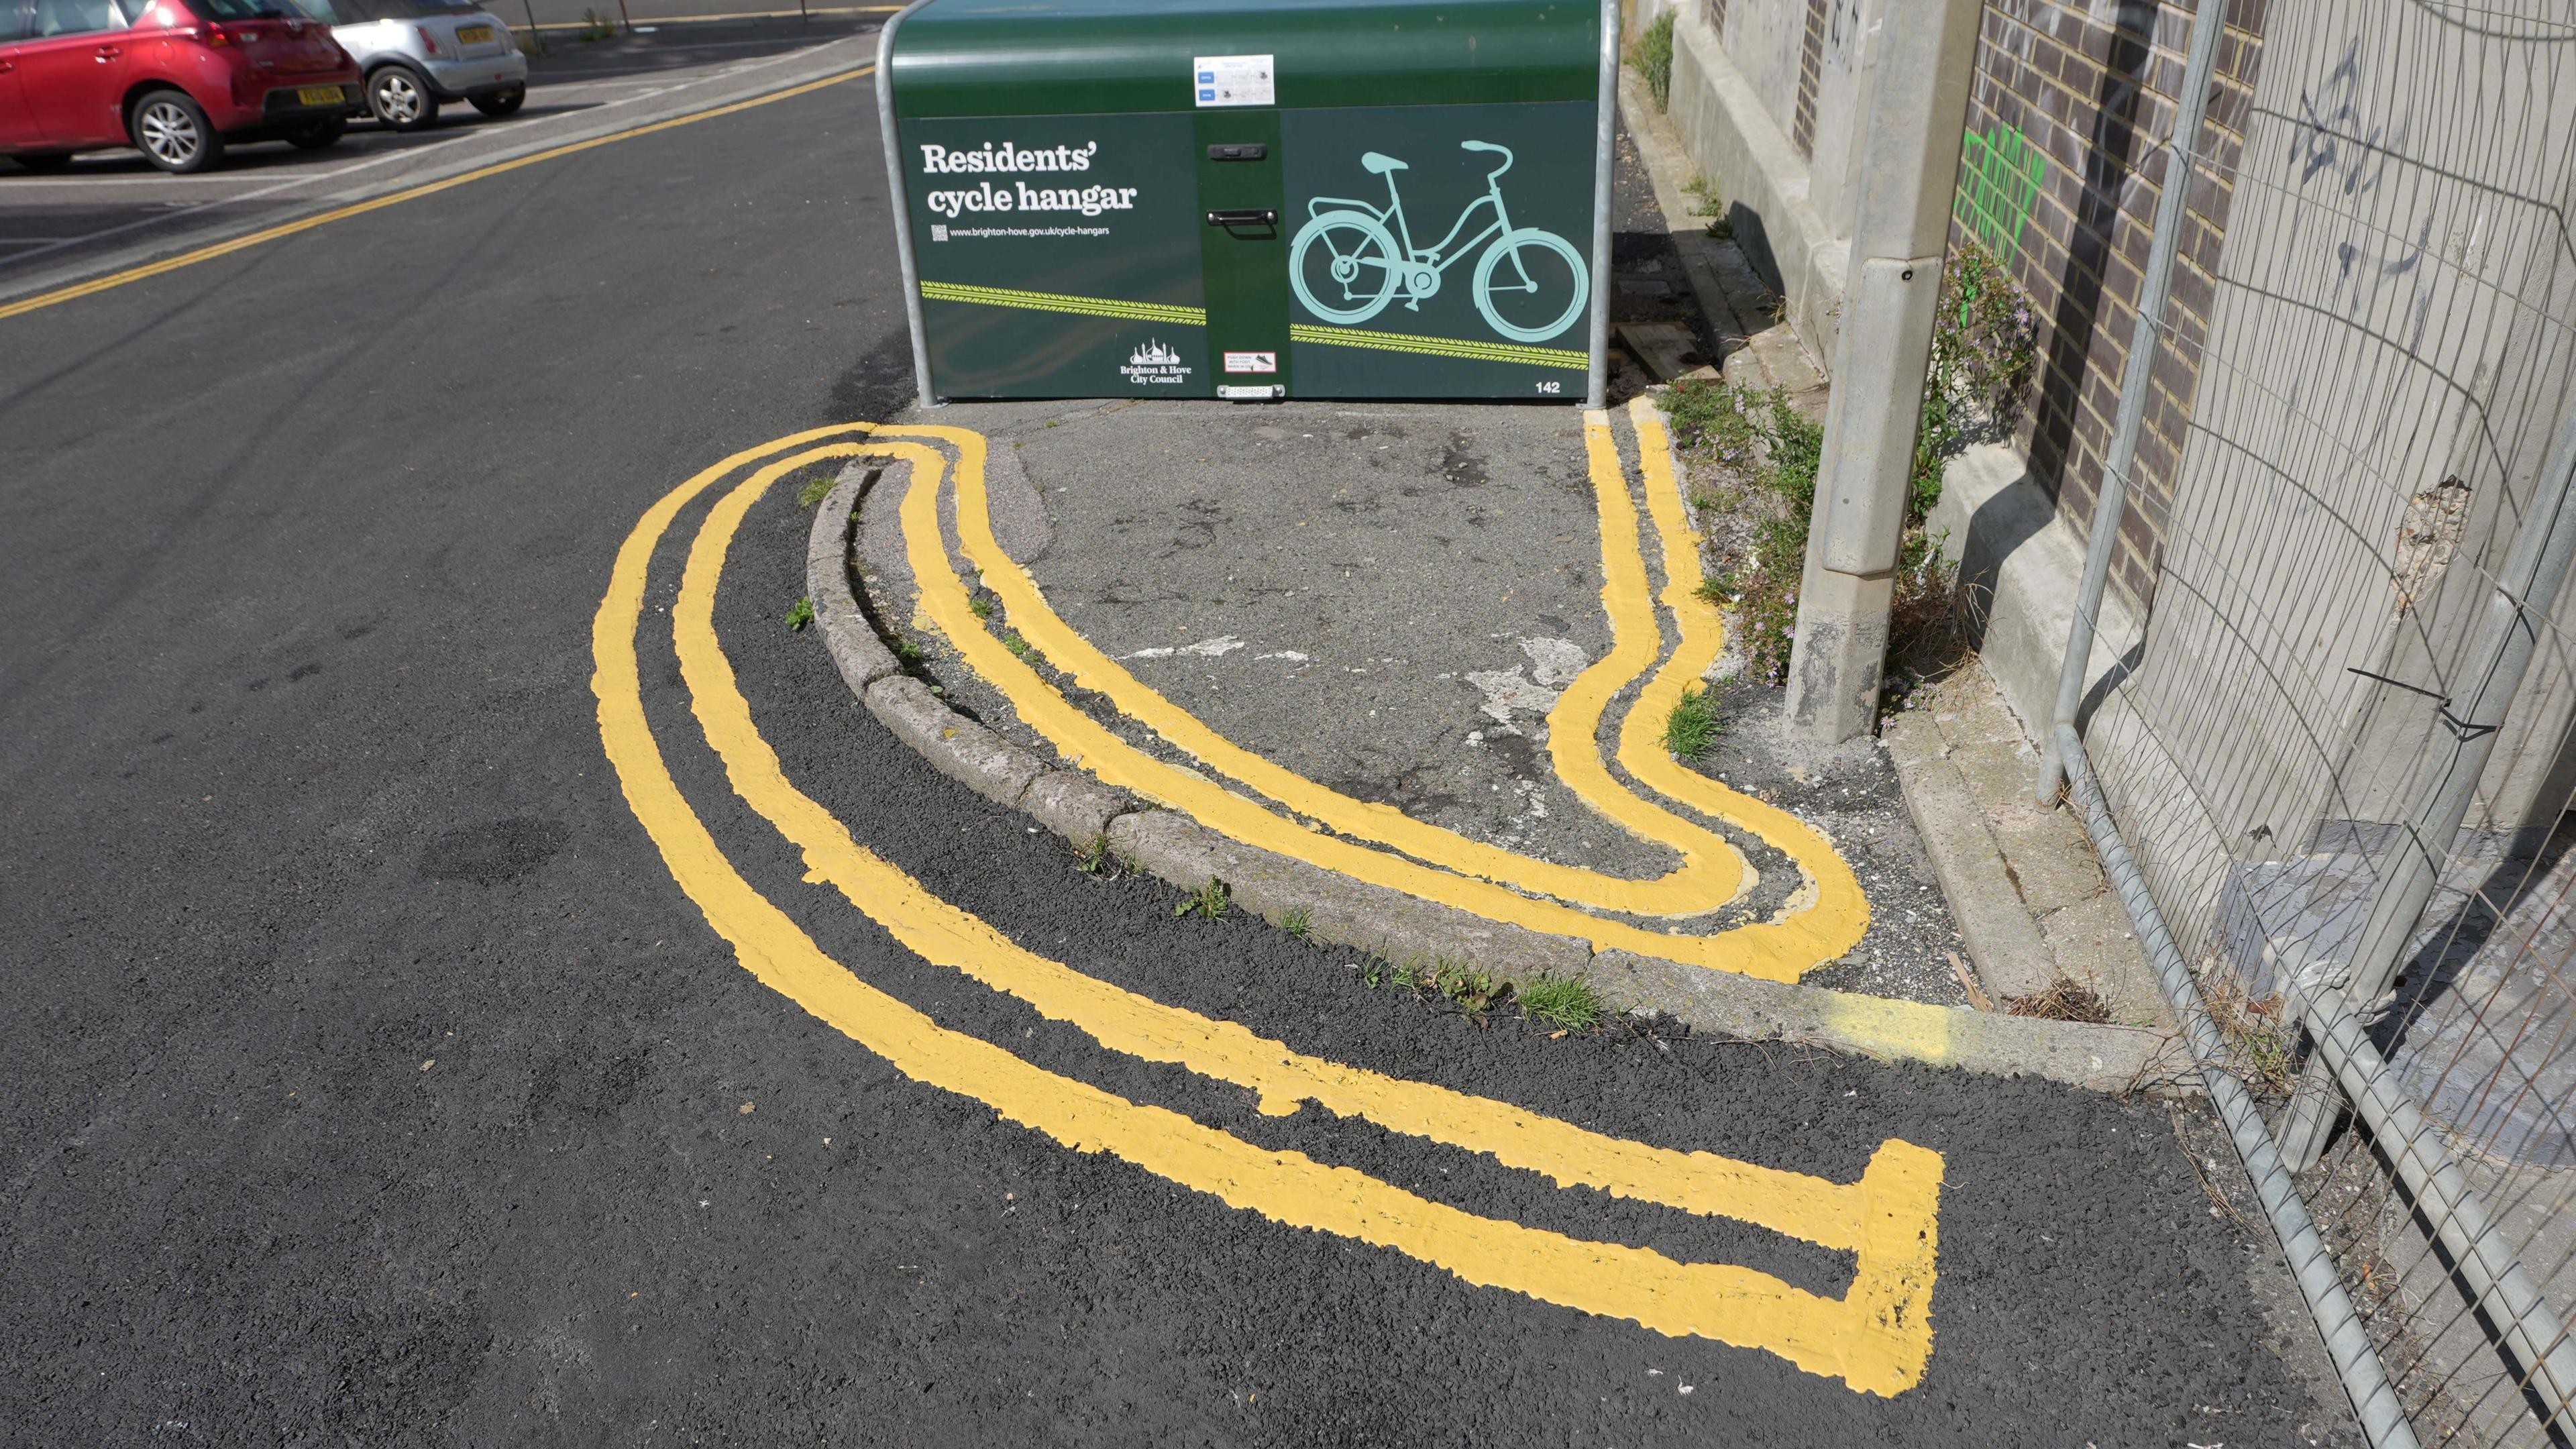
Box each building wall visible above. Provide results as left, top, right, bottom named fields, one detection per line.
left=1955, top=0, right=2267, bottom=614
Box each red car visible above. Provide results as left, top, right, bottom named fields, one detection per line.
left=0, top=0, right=364, bottom=173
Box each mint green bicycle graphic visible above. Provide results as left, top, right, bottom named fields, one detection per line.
left=1289, top=141, right=1589, bottom=344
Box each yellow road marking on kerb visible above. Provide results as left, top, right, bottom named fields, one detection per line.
left=881, top=429, right=1780, bottom=966
left=588, top=425, right=1944, bottom=1393
left=0, top=66, right=868, bottom=323
left=883, top=420, right=1747, bottom=918
left=876, top=420, right=1876, bottom=983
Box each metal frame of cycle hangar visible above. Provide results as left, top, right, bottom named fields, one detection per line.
left=875, top=0, right=1618, bottom=407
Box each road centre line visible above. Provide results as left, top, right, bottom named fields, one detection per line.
left=0, top=64, right=867, bottom=321
left=592, top=423, right=1945, bottom=1394
left=879, top=420, right=1874, bottom=981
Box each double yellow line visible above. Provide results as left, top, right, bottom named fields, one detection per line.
left=593, top=423, right=1944, bottom=1395
left=877, top=408, right=1868, bottom=981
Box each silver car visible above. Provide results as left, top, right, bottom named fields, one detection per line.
left=287, top=0, right=527, bottom=131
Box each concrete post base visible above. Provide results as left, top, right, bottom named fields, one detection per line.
left=1782, top=560, right=1893, bottom=742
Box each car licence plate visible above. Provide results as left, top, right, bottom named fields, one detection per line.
left=456, top=24, right=494, bottom=43
left=297, top=85, right=344, bottom=106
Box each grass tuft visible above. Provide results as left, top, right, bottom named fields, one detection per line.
left=1628, top=11, right=1675, bottom=109
left=1663, top=685, right=1720, bottom=758
left=796, top=470, right=837, bottom=508
left=1175, top=877, right=1230, bottom=920
left=1518, top=974, right=1605, bottom=1032
left=1073, top=834, right=1114, bottom=875
left=2002, top=977, right=2113, bottom=1024
left=1280, top=906, right=1313, bottom=941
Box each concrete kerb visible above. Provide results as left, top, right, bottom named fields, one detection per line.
left=805, top=461, right=2188, bottom=1095
left=0, top=33, right=879, bottom=311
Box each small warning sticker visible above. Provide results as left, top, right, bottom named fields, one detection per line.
left=1223, top=351, right=1279, bottom=374
left=1193, top=54, right=1275, bottom=107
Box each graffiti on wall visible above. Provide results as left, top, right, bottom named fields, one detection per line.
left=1956, top=123, right=2048, bottom=253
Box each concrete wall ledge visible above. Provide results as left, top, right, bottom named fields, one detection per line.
left=1929, top=442, right=2139, bottom=744
left=1662, top=5, right=1845, bottom=376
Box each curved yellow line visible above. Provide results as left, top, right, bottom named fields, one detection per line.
left=1617, top=397, right=1873, bottom=976
left=592, top=435, right=1943, bottom=1395
left=883, top=419, right=1746, bottom=918
left=875, top=433, right=1814, bottom=975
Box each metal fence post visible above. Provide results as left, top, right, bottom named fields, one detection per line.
left=1778, top=0, right=1980, bottom=743
left=2030, top=0, right=2229, bottom=804
left=2273, top=387, right=2576, bottom=1173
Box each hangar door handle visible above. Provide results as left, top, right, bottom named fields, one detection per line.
left=1205, top=209, right=1278, bottom=229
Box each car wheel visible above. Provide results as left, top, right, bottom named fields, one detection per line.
left=468, top=86, right=525, bottom=119
left=368, top=66, right=440, bottom=131
left=11, top=152, right=76, bottom=172
left=286, top=116, right=348, bottom=150
left=130, top=91, right=223, bottom=175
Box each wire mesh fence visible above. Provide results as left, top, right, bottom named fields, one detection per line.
left=2049, top=3, right=2576, bottom=1444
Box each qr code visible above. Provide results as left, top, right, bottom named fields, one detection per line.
left=930, top=224, right=949, bottom=242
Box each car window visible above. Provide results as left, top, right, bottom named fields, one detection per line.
left=31, top=0, right=129, bottom=36
left=0, top=0, right=33, bottom=43
left=179, top=0, right=298, bottom=19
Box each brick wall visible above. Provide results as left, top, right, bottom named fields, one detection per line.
left=1954, top=0, right=2267, bottom=611
left=1792, top=0, right=1826, bottom=158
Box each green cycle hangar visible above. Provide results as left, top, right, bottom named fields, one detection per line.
left=875, top=0, right=1617, bottom=404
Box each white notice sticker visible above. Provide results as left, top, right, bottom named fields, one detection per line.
left=1193, top=54, right=1275, bottom=107
left=1224, top=351, right=1278, bottom=374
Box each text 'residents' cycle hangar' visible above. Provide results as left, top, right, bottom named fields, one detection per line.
left=875, top=0, right=1619, bottom=405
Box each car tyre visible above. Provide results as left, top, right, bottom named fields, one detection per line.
left=468, top=86, right=525, bottom=119
left=11, top=152, right=76, bottom=172
left=368, top=65, right=440, bottom=131
left=286, top=116, right=348, bottom=150
left=129, top=91, right=224, bottom=174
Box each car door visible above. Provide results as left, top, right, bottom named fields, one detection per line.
left=17, top=0, right=131, bottom=149
left=0, top=0, right=44, bottom=149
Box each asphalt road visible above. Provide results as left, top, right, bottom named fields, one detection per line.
left=0, top=66, right=2363, bottom=1446
left=0, top=17, right=874, bottom=276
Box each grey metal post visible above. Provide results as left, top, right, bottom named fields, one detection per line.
left=2031, top=0, right=2229, bottom=802
left=2273, top=386, right=2576, bottom=1172
left=1583, top=0, right=1618, bottom=411
left=1780, top=0, right=1980, bottom=743
left=877, top=1, right=938, bottom=410
left=2059, top=725, right=2419, bottom=1449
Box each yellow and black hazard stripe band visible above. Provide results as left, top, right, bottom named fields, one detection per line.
left=918, top=280, right=1205, bottom=327
left=1288, top=322, right=1587, bottom=372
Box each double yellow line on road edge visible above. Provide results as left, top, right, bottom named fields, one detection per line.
left=0, top=65, right=869, bottom=323
left=876, top=411, right=1870, bottom=981
left=593, top=422, right=1944, bottom=1394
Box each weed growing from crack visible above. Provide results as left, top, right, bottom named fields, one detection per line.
left=1175, top=877, right=1230, bottom=920
left=892, top=636, right=924, bottom=665
left=1073, top=834, right=1115, bottom=875
left=1519, top=974, right=1605, bottom=1032
left=1628, top=10, right=1674, bottom=109
left=2003, top=977, right=2114, bottom=1024
left=1663, top=684, right=1720, bottom=758
left=785, top=596, right=815, bottom=632
left=1003, top=631, right=1035, bottom=661
left=1279, top=906, right=1313, bottom=941
left=796, top=470, right=836, bottom=508
left=968, top=594, right=993, bottom=621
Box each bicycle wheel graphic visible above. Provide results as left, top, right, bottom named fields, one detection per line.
left=1472, top=227, right=1589, bottom=343
left=1289, top=210, right=1401, bottom=325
